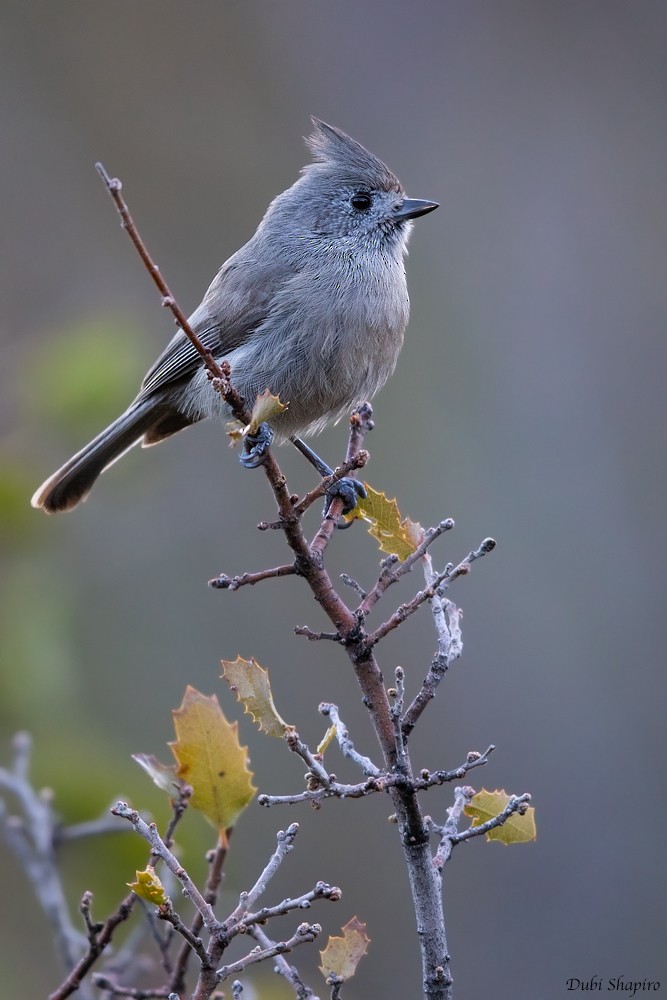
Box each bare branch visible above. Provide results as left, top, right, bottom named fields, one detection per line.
left=319, top=703, right=382, bottom=777
left=169, top=831, right=230, bottom=996
left=294, top=625, right=342, bottom=641
left=369, top=535, right=496, bottom=647
left=95, top=163, right=226, bottom=385
left=247, top=923, right=319, bottom=999
left=209, top=564, right=297, bottom=590
left=91, top=976, right=174, bottom=998
left=215, top=923, right=322, bottom=983
left=0, top=733, right=89, bottom=978
left=224, top=823, right=300, bottom=928
left=243, top=880, right=341, bottom=927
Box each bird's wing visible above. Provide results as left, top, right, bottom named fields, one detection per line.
left=140, top=249, right=292, bottom=398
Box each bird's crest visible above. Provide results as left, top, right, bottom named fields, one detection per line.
left=304, top=118, right=402, bottom=192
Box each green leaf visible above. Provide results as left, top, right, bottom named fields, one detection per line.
left=128, top=866, right=169, bottom=906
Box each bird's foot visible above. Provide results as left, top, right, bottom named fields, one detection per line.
left=240, top=422, right=273, bottom=468
left=324, top=477, right=367, bottom=519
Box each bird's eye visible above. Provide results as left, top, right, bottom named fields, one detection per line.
left=351, top=192, right=372, bottom=211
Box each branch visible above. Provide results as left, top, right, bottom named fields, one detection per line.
left=96, top=163, right=225, bottom=385
left=370, top=536, right=496, bottom=646
left=0, top=733, right=89, bottom=979
left=209, top=563, right=297, bottom=591
left=258, top=746, right=495, bottom=808
left=401, top=556, right=463, bottom=738
left=247, top=923, right=319, bottom=999
left=223, top=823, right=300, bottom=928
left=319, top=703, right=382, bottom=777
left=215, top=923, right=322, bottom=983
left=90, top=977, right=174, bottom=999
left=169, top=831, right=230, bottom=996
left=431, top=788, right=532, bottom=871
left=111, top=803, right=218, bottom=931
left=243, top=880, right=341, bottom=928
left=358, top=518, right=455, bottom=617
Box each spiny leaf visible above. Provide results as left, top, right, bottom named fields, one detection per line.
left=247, top=388, right=288, bottom=434
left=221, top=656, right=293, bottom=738
left=319, top=916, right=370, bottom=983
left=226, top=389, right=288, bottom=445
left=132, top=753, right=189, bottom=798
left=128, top=866, right=169, bottom=906
left=344, top=484, right=424, bottom=560
left=169, top=686, right=256, bottom=831
left=464, top=789, right=537, bottom=845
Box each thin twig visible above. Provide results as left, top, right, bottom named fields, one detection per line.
left=247, top=923, right=318, bottom=999
left=359, top=519, right=455, bottom=617
left=0, top=734, right=89, bottom=978
left=169, top=831, right=230, bottom=996
left=319, top=704, right=382, bottom=777
left=95, top=163, right=225, bottom=384
left=294, top=626, right=342, bottom=642
left=209, top=564, right=297, bottom=590
left=258, top=746, right=494, bottom=808
left=243, top=881, right=341, bottom=927
left=111, top=803, right=218, bottom=931
left=223, top=824, right=300, bottom=929
left=91, top=976, right=174, bottom=998
left=215, top=924, right=322, bottom=983
left=369, top=536, right=496, bottom=647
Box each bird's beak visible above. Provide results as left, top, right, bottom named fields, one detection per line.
left=394, top=198, right=439, bottom=221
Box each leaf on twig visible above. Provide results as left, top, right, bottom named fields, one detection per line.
left=316, top=724, right=336, bottom=756
left=221, top=656, right=293, bottom=738
left=319, top=916, right=370, bottom=983
left=464, top=789, right=537, bottom=845
left=344, top=485, right=424, bottom=560
left=132, top=753, right=188, bottom=798
left=247, top=388, right=288, bottom=434
left=226, top=389, right=288, bottom=445
left=128, top=866, right=169, bottom=906
left=169, top=686, right=256, bottom=831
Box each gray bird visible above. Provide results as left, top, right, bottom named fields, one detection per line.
left=32, top=119, right=438, bottom=513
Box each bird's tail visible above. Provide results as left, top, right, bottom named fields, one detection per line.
left=32, top=400, right=175, bottom=514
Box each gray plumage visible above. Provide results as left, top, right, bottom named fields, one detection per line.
left=32, top=119, right=437, bottom=513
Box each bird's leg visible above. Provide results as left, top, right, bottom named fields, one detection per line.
left=290, top=436, right=366, bottom=516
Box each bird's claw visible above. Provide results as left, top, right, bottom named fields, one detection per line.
left=240, top=422, right=274, bottom=468
left=324, top=477, right=367, bottom=518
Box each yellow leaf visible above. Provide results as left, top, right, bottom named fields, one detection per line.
left=221, top=657, right=293, bottom=738
left=248, top=389, right=288, bottom=435
left=464, top=789, right=537, bottom=845
left=344, top=484, right=424, bottom=561
left=128, top=866, right=169, bottom=906
left=169, top=686, right=256, bottom=831
left=319, top=917, right=370, bottom=983
left=316, top=725, right=336, bottom=756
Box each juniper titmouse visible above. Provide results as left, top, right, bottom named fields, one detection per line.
left=32, top=119, right=437, bottom=513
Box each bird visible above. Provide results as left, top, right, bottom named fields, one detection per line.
left=32, top=118, right=438, bottom=514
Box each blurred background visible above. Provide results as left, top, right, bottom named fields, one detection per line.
left=1, top=1, right=666, bottom=997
